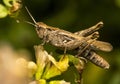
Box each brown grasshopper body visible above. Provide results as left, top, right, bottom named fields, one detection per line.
left=35, top=22, right=99, bottom=50
left=25, top=7, right=112, bottom=69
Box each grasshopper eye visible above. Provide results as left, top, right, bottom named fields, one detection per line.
left=36, top=26, right=42, bottom=31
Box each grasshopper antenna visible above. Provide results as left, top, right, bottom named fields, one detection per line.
left=25, top=21, right=36, bottom=27
left=25, top=6, right=37, bottom=25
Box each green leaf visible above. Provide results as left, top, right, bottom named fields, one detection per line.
left=0, top=4, right=8, bottom=18
left=3, top=0, right=15, bottom=7
left=67, top=55, right=80, bottom=64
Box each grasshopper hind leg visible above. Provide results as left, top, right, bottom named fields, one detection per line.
left=76, top=47, right=91, bottom=64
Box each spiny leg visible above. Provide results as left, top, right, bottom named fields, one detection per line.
left=74, top=43, right=93, bottom=84
left=76, top=31, right=99, bottom=56
left=77, top=38, right=96, bottom=56
left=41, top=40, right=46, bottom=45
left=75, top=54, right=87, bottom=84
left=75, top=39, right=97, bottom=83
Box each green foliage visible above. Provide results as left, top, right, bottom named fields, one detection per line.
left=3, top=0, right=15, bottom=7
left=0, top=0, right=21, bottom=18
left=115, top=0, right=120, bottom=7
left=0, top=4, right=8, bottom=18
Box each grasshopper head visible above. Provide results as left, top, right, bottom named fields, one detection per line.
left=34, top=22, right=48, bottom=38
left=36, top=22, right=48, bottom=29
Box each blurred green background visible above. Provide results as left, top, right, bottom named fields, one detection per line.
left=0, top=0, right=120, bottom=84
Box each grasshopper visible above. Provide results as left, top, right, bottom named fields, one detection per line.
left=25, top=7, right=112, bottom=69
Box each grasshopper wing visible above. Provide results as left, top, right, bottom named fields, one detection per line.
left=91, top=41, right=113, bottom=52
